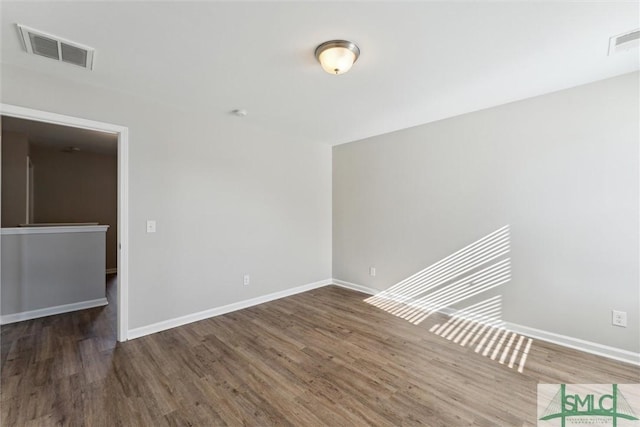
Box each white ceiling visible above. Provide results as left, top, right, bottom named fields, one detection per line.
left=1, top=1, right=638, bottom=146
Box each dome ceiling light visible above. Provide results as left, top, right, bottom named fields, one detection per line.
left=314, top=40, right=360, bottom=75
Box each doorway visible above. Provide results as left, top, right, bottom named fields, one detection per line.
left=0, top=104, right=129, bottom=341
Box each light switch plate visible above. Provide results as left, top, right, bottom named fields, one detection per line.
left=146, top=220, right=156, bottom=233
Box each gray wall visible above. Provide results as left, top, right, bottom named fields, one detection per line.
left=333, top=72, right=639, bottom=352
left=1, top=130, right=29, bottom=226
left=1, top=65, right=332, bottom=330
left=30, top=144, right=118, bottom=271
left=1, top=229, right=106, bottom=315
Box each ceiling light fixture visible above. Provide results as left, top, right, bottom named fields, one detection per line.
left=315, top=40, right=360, bottom=75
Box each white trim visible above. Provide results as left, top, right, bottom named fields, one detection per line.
left=117, top=127, right=129, bottom=342
left=106, top=268, right=118, bottom=275
left=331, top=278, right=640, bottom=366
left=0, top=103, right=129, bottom=342
left=25, top=156, right=30, bottom=224
left=0, top=298, right=108, bottom=325
left=0, top=104, right=124, bottom=134
left=2, top=225, right=109, bottom=235
left=505, top=322, right=640, bottom=366
left=19, top=222, right=98, bottom=226
left=128, top=278, right=333, bottom=340
left=332, top=279, right=378, bottom=295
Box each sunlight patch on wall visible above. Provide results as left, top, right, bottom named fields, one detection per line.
left=365, top=225, right=510, bottom=324
left=364, top=225, right=534, bottom=372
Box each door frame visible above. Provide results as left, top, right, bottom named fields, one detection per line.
left=1, top=103, right=130, bottom=341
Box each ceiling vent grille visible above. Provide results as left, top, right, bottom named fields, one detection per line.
left=608, top=29, right=640, bottom=56
left=16, top=24, right=95, bottom=69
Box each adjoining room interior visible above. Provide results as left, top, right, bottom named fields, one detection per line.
left=1, top=1, right=638, bottom=425
left=1, top=116, right=118, bottom=332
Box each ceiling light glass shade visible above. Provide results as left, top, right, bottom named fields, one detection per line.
left=315, top=40, right=360, bottom=75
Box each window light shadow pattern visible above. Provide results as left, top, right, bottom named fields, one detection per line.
left=428, top=296, right=533, bottom=373
left=364, top=225, right=534, bottom=372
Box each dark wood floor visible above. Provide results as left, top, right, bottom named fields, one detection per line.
left=1, top=279, right=638, bottom=426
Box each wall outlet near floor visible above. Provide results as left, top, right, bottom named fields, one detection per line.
left=369, top=267, right=376, bottom=277
left=243, top=274, right=250, bottom=286
left=612, top=310, right=627, bottom=327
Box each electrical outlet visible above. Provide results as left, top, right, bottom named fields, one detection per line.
left=243, top=274, right=250, bottom=286
left=369, top=267, right=376, bottom=277
left=612, top=310, right=627, bottom=327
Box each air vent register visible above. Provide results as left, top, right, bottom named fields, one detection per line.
left=17, top=23, right=95, bottom=70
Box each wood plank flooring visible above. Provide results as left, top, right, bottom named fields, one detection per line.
left=1, top=278, right=638, bottom=426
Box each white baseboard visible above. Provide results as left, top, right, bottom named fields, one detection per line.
left=106, top=268, right=118, bottom=275
left=124, top=275, right=640, bottom=366
left=332, top=278, right=640, bottom=366
left=0, top=298, right=108, bottom=325
left=127, top=278, right=333, bottom=340
left=505, top=322, right=640, bottom=366
left=332, top=279, right=378, bottom=295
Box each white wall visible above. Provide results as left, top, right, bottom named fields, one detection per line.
left=1, top=64, right=332, bottom=330
left=333, top=72, right=639, bottom=353
left=3, top=62, right=637, bottom=355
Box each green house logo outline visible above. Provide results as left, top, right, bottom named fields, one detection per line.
left=539, top=384, right=639, bottom=427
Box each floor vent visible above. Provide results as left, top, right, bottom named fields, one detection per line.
left=609, top=29, right=640, bottom=56
left=16, top=24, right=95, bottom=70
